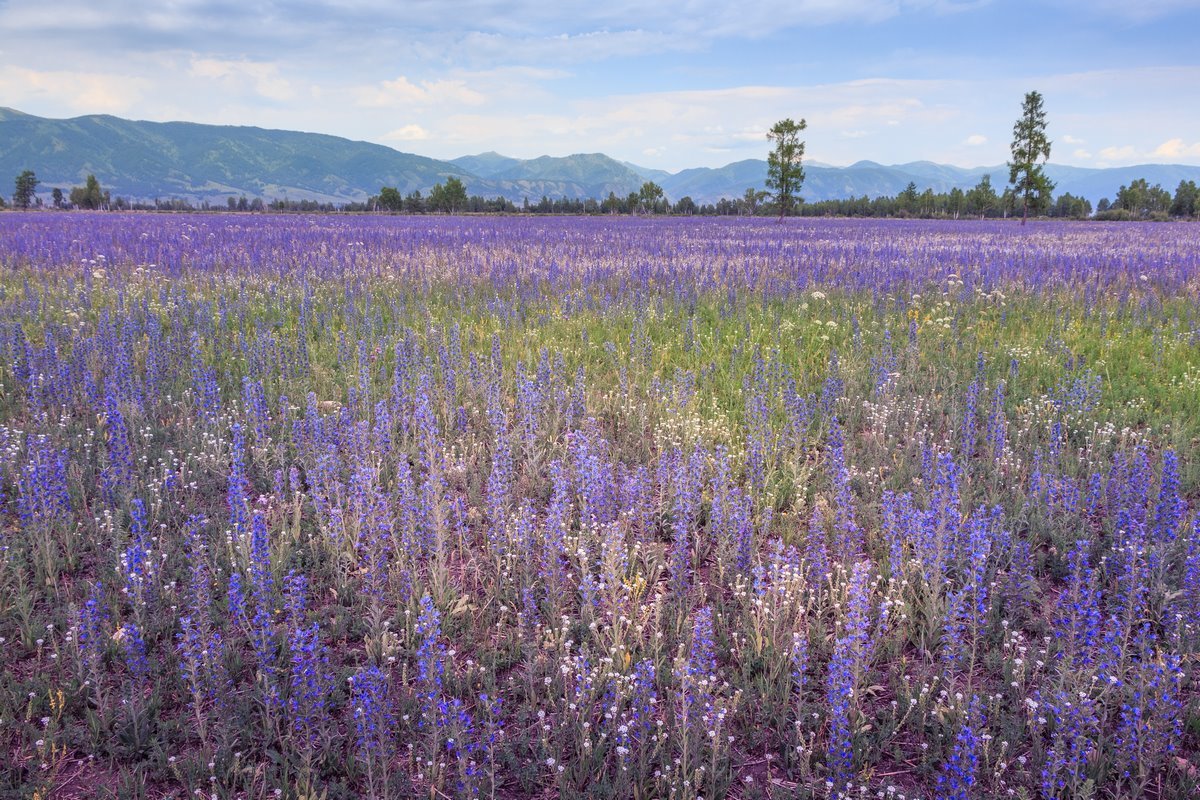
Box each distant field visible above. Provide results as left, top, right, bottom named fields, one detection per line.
left=1, top=213, right=1198, bottom=799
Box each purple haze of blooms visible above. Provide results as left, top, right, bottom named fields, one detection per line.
left=0, top=212, right=1196, bottom=799
left=2, top=215, right=1197, bottom=293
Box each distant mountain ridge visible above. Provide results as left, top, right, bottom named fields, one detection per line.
left=3, top=107, right=1199, bottom=207
left=0, top=106, right=470, bottom=203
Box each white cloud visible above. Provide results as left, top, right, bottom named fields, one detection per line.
left=730, top=127, right=771, bottom=142
left=457, top=28, right=687, bottom=65
left=419, top=78, right=965, bottom=167
left=381, top=124, right=431, bottom=141
left=355, top=76, right=484, bottom=108
left=3, top=25, right=1199, bottom=173
left=1153, top=138, right=1200, bottom=158
left=1086, top=139, right=1200, bottom=165
left=1098, top=145, right=1137, bottom=161
left=0, top=0, right=1004, bottom=75
left=0, top=65, right=148, bottom=113
left=356, top=76, right=425, bottom=106
left=189, top=58, right=295, bottom=102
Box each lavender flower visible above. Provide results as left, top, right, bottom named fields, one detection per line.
left=248, top=511, right=276, bottom=678
left=228, top=423, right=250, bottom=541
left=121, top=620, right=150, bottom=685
left=937, top=695, right=983, bottom=800
left=352, top=664, right=395, bottom=759
left=825, top=562, right=874, bottom=797
left=1152, top=449, right=1184, bottom=543
left=1040, top=688, right=1099, bottom=798
left=78, top=582, right=109, bottom=680
left=415, top=594, right=446, bottom=730
left=1056, top=539, right=1100, bottom=667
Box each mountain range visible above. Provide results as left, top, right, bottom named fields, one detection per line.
left=4, top=107, right=1199, bottom=207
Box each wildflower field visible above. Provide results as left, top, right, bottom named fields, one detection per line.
left=2, top=212, right=1199, bottom=800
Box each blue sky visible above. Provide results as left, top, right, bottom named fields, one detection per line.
left=1, top=0, right=1198, bottom=171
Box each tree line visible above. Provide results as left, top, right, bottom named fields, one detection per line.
left=7, top=171, right=111, bottom=210
left=757, top=176, right=1191, bottom=221
left=1095, top=178, right=1198, bottom=220
left=7, top=169, right=1198, bottom=220
left=270, top=173, right=1200, bottom=220
left=370, top=176, right=672, bottom=214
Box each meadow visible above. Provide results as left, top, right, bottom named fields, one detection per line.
left=0, top=212, right=1198, bottom=800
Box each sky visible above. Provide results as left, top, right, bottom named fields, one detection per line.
left=1, top=0, right=1198, bottom=172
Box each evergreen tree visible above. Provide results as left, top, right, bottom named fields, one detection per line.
left=1008, top=91, right=1054, bottom=225
left=13, top=170, right=39, bottom=209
